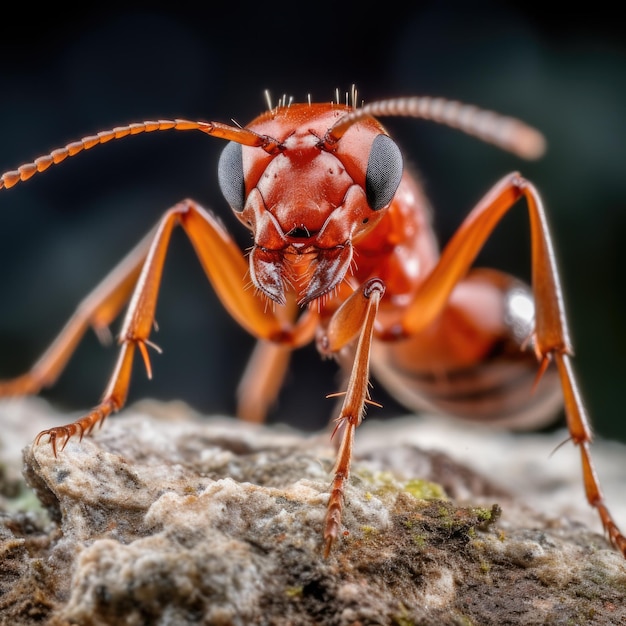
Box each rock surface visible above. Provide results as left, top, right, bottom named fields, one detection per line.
left=1, top=398, right=625, bottom=625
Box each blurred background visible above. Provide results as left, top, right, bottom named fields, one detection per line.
left=0, top=2, right=624, bottom=441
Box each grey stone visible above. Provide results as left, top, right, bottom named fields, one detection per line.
left=1, top=398, right=625, bottom=625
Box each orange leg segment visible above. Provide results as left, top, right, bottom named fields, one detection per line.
left=554, top=352, right=626, bottom=556
left=398, top=172, right=568, bottom=355
left=389, top=172, right=625, bottom=557
left=236, top=340, right=293, bottom=424
left=321, top=278, right=385, bottom=556
left=31, top=199, right=317, bottom=454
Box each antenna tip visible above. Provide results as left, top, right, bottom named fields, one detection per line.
left=511, top=124, right=547, bottom=161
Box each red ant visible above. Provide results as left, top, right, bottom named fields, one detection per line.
left=1, top=87, right=623, bottom=557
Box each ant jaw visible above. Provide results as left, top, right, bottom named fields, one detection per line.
left=249, top=243, right=353, bottom=307
left=300, top=244, right=352, bottom=305
left=249, top=247, right=287, bottom=305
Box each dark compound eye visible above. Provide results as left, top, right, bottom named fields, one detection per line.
left=365, top=134, right=403, bottom=210
left=218, top=141, right=245, bottom=212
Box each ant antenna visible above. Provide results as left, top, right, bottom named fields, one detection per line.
left=323, top=96, right=546, bottom=160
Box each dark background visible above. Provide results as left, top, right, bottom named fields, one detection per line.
left=0, top=2, right=625, bottom=442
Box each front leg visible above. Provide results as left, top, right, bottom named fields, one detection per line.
left=318, top=278, right=385, bottom=556
left=35, top=199, right=318, bottom=455
left=388, top=173, right=626, bottom=557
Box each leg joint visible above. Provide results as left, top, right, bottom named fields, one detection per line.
left=363, top=278, right=385, bottom=299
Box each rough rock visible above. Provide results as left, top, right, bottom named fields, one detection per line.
left=0, top=398, right=625, bottom=625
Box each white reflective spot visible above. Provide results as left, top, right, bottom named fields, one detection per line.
left=506, top=287, right=535, bottom=343
left=509, top=289, right=535, bottom=324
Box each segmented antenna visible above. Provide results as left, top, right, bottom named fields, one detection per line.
left=324, top=96, right=546, bottom=160
left=0, top=119, right=279, bottom=191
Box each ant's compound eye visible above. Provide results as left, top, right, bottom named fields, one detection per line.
left=218, top=141, right=245, bottom=212
left=365, top=134, right=403, bottom=211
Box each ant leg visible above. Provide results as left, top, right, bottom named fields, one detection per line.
left=318, top=278, right=384, bottom=556
left=34, top=199, right=317, bottom=455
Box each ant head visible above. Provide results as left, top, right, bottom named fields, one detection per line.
left=216, top=102, right=403, bottom=305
